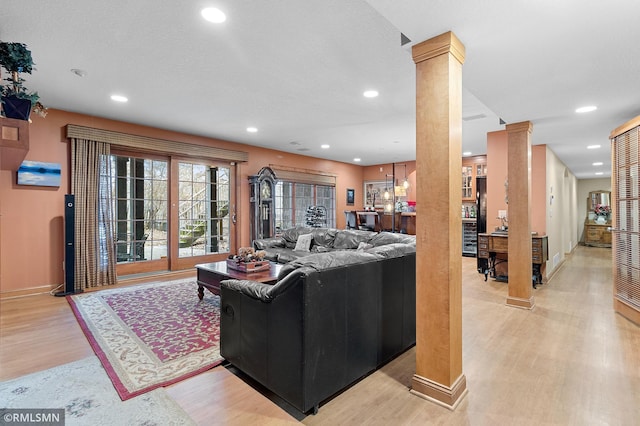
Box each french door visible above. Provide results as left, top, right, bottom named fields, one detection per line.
left=107, top=152, right=234, bottom=275
left=611, top=119, right=640, bottom=324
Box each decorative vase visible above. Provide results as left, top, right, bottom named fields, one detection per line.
left=1, top=95, right=32, bottom=121
left=596, top=215, right=607, bottom=224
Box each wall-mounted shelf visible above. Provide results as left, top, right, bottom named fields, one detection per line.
left=0, top=117, right=29, bottom=170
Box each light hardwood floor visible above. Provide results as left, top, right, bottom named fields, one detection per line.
left=1, top=246, right=639, bottom=425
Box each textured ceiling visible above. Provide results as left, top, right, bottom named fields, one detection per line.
left=2, top=0, right=639, bottom=178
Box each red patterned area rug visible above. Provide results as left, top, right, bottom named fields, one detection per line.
left=67, top=278, right=222, bottom=400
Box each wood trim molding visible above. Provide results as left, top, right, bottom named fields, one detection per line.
left=506, top=295, right=535, bottom=310
left=269, top=164, right=336, bottom=186
left=412, top=31, right=466, bottom=64
left=609, top=115, right=640, bottom=139
left=66, top=124, right=248, bottom=162
left=411, top=373, right=468, bottom=410
left=0, top=284, right=53, bottom=300
left=506, top=121, right=533, bottom=135
left=614, top=296, right=640, bottom=326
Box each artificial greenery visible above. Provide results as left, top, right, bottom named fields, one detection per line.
left=0, top=42, right=34, bottom=73
left=0, top=41, right=46, bottom=117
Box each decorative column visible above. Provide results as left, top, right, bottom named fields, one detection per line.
left=505, top=121, right=534, bottom=309
left=410, top=31, right=467, bottom=409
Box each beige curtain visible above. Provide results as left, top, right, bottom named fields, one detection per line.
left=70, top=138, right=117, bottom=291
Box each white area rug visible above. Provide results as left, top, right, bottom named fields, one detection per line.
left=0, top=357, right=195, bottom=426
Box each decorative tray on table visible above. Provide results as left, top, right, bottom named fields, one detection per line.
left=226, top=247, right=270, bottom=273
left=226, top=259, right=270, bottom=273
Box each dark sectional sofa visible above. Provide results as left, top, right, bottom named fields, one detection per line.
left=253, top=226, right=416, bottom=263
left=219, top=227, right=416, bottom=414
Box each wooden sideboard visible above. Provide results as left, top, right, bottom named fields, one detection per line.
left=477, top=233, right=548, bottom=288
left=584, top=221, right=612, bottom=247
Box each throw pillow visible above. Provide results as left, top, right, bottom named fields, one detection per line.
left=294, top=233, right=313, bottom=252
left=356, top=241, right=373, bottom=251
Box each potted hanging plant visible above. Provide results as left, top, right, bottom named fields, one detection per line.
left=0, top=41, right=47, bottom=120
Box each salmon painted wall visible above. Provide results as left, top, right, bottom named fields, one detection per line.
left=486, top=131, right=509, bottom=232
left=0, top=109, right=363, bottom=296
left=486, top=130, right=546, bottom=234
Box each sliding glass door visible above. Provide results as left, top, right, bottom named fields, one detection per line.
left=177, top=162, right=231, bottom=258
left=104, top=152, right=233, bottom=275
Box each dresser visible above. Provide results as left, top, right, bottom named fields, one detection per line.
left=583, top=190, right=612, bottom=247
left=584, top=221, right=612, bottom=247
left=477, top=233, right=549, bottom=288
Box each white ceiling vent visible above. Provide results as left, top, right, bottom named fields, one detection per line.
left=462, top=114, right=487, bottom=122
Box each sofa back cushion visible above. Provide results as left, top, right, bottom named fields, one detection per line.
left=290, top=251, right=379, bottom=271
left=368, top=232, right=416, bottom=247
left=253, top=236, right=285, bottom=250
left=277, top=250, right=378, bottom=281
left=311, top=228, right=338, bottom=248
left=366, top=242, right=416, bottom=258
left=282, top=226, right=314, bottom=248
left=333, top=230, right=375, bottom=249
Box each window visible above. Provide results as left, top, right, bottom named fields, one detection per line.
left=109, top=156, right=168, bottom=263
left=178, top=162, right=231, bottom=257
left=274, top=182, right=335, bottom=231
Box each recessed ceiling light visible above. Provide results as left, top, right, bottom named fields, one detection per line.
left=463, top=151, right=472, bottom=156
left=70, top=68, right=87, bottom=77
left=110, top=94, right=128, bottom=103
left=201, top=7, right=226, bottom=23
left=353, top=158, right=361, bottom=162
left=592, top=162, right=603, bottom=166
left=363, top=90, right=379, bottom=98
left=587, top=144, right=601, bottom=149
left=576, top=105, right=597, bottom=113
left=246, top=127, right=258, bottom=133
left=595, top=172, right=604, bottom=175
left=321, top=144, right=330, bottom=149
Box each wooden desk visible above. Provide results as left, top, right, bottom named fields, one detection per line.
left=400, top=212, right=416, bottom=235
left=344, top=210, right=357, bottom=229
left=355, top=211, right=381, bottom=231
left=477, top=233, right=548, bottom=288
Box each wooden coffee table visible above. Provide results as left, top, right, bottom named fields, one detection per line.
left=195, top=260, right=282, bottom=300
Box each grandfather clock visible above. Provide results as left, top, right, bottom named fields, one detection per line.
left=249, top=167, right=277, bottom=242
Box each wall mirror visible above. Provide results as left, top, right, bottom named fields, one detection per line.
left=587, top=190, right=611, bottom=222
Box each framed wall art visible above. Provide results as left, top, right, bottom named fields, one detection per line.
left=363, top=180, right=391, bottom=208
left=346, top=188, right=355, bottom=205
left=16, top=160, right=61, bottom=187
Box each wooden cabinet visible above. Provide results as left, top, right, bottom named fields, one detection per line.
left=583, top=190, right=611, bottom=247
left=531, top=237, right=548, bottom=263
left=461, top=156, right=486, bottom=201
left=584, top=222, right=612, bottom=247
left=400, top=212, right=416, bottom=235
